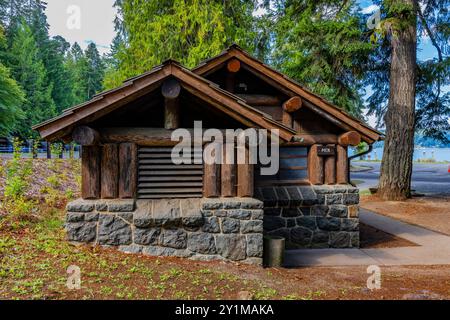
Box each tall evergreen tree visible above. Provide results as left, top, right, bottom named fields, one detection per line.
left=85, top=42, right=105, bottom=99
left=104, top=0, right=257, bottom=88
left=66, top=42, right=89, bottom=104
left=272, top=0, right=373, bottom=116
left=7, top=20, right=55, bottom=137
left=0, top=26, right=24, bottom=136
left=365, top=0, right=450, bottom=200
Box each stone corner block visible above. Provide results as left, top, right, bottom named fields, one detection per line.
left=107, top=199, right=136, bottom=212
left=66, top=199, right=96, bottom=212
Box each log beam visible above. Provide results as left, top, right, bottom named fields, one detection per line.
left=338, top=131, right=361, bottom=146
left=81, top=146, right=100, bottom=199
left=308, top=144, right=324, bottom=185
left=72, top=126, right=100, bottom=146
left=282, top=96, right=302, bottom=113
left=236, top=94, right=281, bottom=106
left=227, top=58, right=241, bottom=73
left=101, top=143, right=119, bottom=198
left=336, top=144, right=349, bottom=184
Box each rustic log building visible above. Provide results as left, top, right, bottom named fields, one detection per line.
left=34, top=45, right=383, bottom=264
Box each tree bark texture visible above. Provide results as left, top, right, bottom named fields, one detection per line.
left=378, top=0, right=417, bottom=201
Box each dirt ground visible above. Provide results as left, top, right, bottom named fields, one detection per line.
left=361, top=195, right=450, bottom=236
left=1, top=158, right=450, bottom=300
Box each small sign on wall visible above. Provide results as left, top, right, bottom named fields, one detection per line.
left=317, top=145, right=335, bottom=156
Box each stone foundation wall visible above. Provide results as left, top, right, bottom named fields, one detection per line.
left=65, top=197, right=263, bottom=265
left=255, top=185, right=360, bottom=249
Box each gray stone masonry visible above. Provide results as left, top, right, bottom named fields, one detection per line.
left=256, top=185, right=360, bottom=249
left=65, top=197, right=263, bottom=265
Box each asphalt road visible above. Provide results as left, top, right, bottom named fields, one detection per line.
left=351, top=162, right=450, bottom=195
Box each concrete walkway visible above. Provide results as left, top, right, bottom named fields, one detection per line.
left=284, top=209, right=450, bottom=267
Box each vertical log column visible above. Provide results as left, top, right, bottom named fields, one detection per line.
left=221, top=143, right=236, bottom=197
left=162, top=78, right=181, bottom=129
left=308, top=144, right=324, bottom=185
left=203, top=142, right=221, bottom=198
left=119, top=143, right=137, bottom=199
left=336, top=145, right=349, bottom=184
left=101, top=143, right=119, bottom=198
left=324, top=145, right=336, bottom=185
left=81, top=146, right=101, bottom=199
left=336, top=131, right=361, bottom=184
left=237, top=146, right=254, bottom=197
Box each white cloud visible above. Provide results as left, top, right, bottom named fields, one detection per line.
left=45, top=0, right=117, bottom=55
left=361, top=4, right=379, bottom=14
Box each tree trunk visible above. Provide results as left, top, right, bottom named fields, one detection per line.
left=378, top=0, right=417, bottom=201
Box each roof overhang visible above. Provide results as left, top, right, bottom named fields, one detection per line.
left=33, top=61, right=296, bottom=142
left=193, top=44, right=384, bottom=144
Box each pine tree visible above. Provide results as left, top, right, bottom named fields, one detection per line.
left=7, top=20, right=55, bottom=137
left=365, top=0, right=450, bottom=200
left=85, top=42, right=105, bottom=99
left=66, top=42, right=89, bottom=104
left=104, top=0, right=257, bottom=88
left=272, top=0, right=373, bottom=116
left=0, top=26, right=24, bottom=136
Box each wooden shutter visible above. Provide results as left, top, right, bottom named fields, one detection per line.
left=137, top=147, right=203, bottom=199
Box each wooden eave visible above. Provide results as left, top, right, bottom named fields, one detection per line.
left=33, top=61, right=296, bottom=142
left=193, top=44, right=384, bottom=144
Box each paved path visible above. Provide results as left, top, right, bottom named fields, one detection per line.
left=284, top=209, right=450, bottom=267
left=351, top=162, right=450, bottom=195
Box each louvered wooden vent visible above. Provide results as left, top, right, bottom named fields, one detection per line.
left=137, top=147, right=203, bottom=199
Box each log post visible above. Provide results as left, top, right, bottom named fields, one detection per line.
left=46, top=141, right=51, bottom=159
left=308, top=144, right=324, bottom=185
left=118, top=143, right=137, bottom=198
left=336, top=144, right=349, bottom=184
left=72, top=126, right=100, bottom=146
left=225, top=58, right=240, bottom=93
left=161, top=78, right=181, bottom=129
left=282, top=111, right=293, bottom=128
left=221, top=143, right=236, bottom=197
left=237, top=146, right=254, bottom=197
left=81, top=146, right=101, bottom=199
left=203, top=142, right=221, bottom=198
left=101, top=143, right=119, bottom=198
left=324, top=145, right=336, bottom=185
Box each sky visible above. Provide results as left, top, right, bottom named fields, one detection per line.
left=45, top=0, right=440, bottom=59
left=45, top=0, right=117, bottom=54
